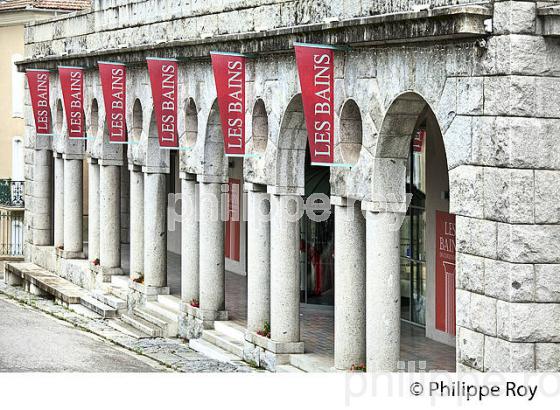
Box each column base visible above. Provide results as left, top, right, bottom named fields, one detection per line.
left=129, top=280, right=169, bottom=300
left=245, top=331, right=304, bottom=354
left=180, top=302, right=228, bottom=330
left=90, top=264, right=125, bottom=282
left=242, top=339, right=292, bottom=372
left=56, top=247, right=86, bottom=260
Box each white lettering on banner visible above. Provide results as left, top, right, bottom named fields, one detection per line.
left=227, top=60, right=243, bottom=149
left=161, top=64, right=176, bottom=141
left=111, top=67, right=125, bottom=137
left=312, top=53, right=332, bottom=158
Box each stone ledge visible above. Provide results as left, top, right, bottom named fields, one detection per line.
left=129, top=280, right=170, bottom=298
left=181, top=303, right=228, bottom=323
left=16, top=5, right=492, bottom=70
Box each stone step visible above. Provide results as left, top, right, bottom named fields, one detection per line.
left=145, top=301, right=180, bottom=322
left=121, top=313, right=164, bottom=337
left=289, top=353, right=333, bottom=373
left=189, top=337, right=240, bottom=363
left=202, top=329, right=244, bottom=358
left=91, top=290, right=126, bottom=311
left=106, top=318, right=151, bottom=339
left=7, top=262, right=82, bottom=304
left=79, top=295, right=118, bottom=318
left=68, top=303, right=103, bottom=320
left=276, top=364, right=306, bottom=373
left=156, top=294, right=181, bottom=313
left=133, top=306, right=178, bottom=337
left=213, top=320, right=245, bottom=341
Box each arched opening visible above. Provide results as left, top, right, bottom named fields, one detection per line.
left=339, top=99, right=362, bottom=165
left=90, top=99, right=99, bottom=138
left=377, top=92, right=455, bottom=371
left=185, top=98, right=198, bottom=147
left=131, top=99, right=143, bottom=142
left=55, top=99, right=63, bottom=134
left=251, top=99, right=268, bottom=154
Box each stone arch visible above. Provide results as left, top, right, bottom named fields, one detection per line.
left=89, top=98, right=99, bottom=138
left=251, top=98, right=268, bottom=155
left=184, top=97, right=198, bottom=148
left=55, top=99, right=64, bottom=134
left=371, top=92, right=433, bottom=207
left=201, top=99, right=227, bottom=180
left=372, top=90, right=456, bottom=348
left=273, top=94, right=307, bottom=191
left=338, top=99, right=363, bottom=166
left=131, top=98, right=143, bottom=142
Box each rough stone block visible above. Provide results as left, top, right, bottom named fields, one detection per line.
left=535, top=264, right=560, bottom=302
left=484, top=259, right=534, bottom=302
left=535, top=344, right=560, bottom=371
left=493, top=2, right=536, bottom=35
left=456, top=252, right=484, bottom=294
left=456, top=289, right=497, bottom=336
left=498, top=223, right=560, bottom=264
left=483, top=336, right=534, bottom=372
left=497, top=301, right=560, bottom=342
left=449, top=166, right=484, bottom=219
left=455, top=216, right=497, bottom=259
left=535, top=170, right=560, bottom=224
left=456, top=77, right=483, bottom=115
left=457, top=326, right=484, bottom=371
left=483, top=167, right=534, bottom=224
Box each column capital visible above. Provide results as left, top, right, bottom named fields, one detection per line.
left=244, top=182, right=267, bottom=193
left=128, top=163, right=142, bottom=172
left=331, top=196, right=362, bottom=207
left=142, top=165, right=170, bottom=174
left=62, top=153, right=84, bottom=160
left=196, top=174, right=226, bottom=184
left=180, top=171, right=197, bottom=181
left=361, top=199, right=407, bottom=214
left=267, top=185, right=305, bottom=196
left=99, top=159, right=124, bottom=166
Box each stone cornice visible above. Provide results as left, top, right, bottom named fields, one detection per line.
left=16, top=5, right=492, bottom=71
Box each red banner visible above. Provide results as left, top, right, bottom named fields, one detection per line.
left=26, top=69, right=51, bottom=135
left=435, top=210, right=456, bottom=335
left=147, top=58, right=178, bottom=148
left=59, top=66, right=85, bottom=139
left=99, top=62, right=126, bottom=142
left=294, top=43, right=335, bottom=164
left=211, top=52, right=246, bottom=156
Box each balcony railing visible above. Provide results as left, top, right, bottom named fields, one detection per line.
left=0, top=209, right=24, bottom=256
left=0, top=180, right=24, bottom=208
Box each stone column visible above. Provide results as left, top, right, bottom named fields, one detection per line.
left=62, top=156, right=83, bottom=257
left=181, top=174, right=199, bottom=304
left=270, top=194, right=301, bottom=343
left=99, top=163, right=121, bottom=273
left=53, top=153, right=64, bottom=248
left=365, top=211, right=402, bottom=372
left=143, top=172, right=167, bottom=289
left=198, top=180, right=226, bottom=320
left=129, top=166, right=144, bottom=280
left=333, top=197, right=366, bottom=370
left=246, top=185, right=271, bottom=333
left=87, top=159, right=100, bottom=261
left=31, top=149, right=53, bottom=246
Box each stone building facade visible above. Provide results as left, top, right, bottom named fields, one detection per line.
left=14, top=0, right=560, bottom=372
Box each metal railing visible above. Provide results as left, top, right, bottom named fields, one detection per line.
left=0, top=179, right=24, bottom=208
left=0, top=209, right=24, bottom=256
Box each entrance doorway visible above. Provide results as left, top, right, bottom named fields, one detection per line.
left=300, top=147, right=334, bottom=306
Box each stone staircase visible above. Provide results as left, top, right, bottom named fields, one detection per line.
left=120, top=294, right=180, bottom=338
